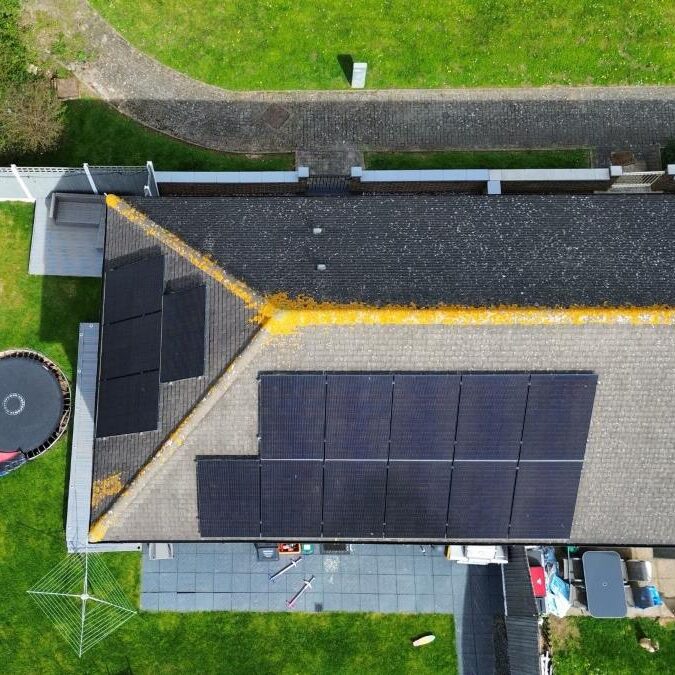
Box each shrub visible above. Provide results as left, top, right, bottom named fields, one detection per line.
left=0, top=79, right=64, bottom=155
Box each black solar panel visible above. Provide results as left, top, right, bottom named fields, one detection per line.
left=100, top=313, right=162, bottom=380
left=96, top=371, right=160, bottom=437
left=323, top=461, right=387, bottom=537
left=259, top=374, right=326, bottom=459
left=160, top=286, right=207, bottom=382
left=447, top=461, right=517, bottom=538
left=325, top=374, right=392, bottom=460
left=384, top=461, right=451, bottom=538
left=454, top=374, right=529, bottom=460
left=260, top=461, right=323, bottom=537
left=196, top=457, right=260, bottom=537
left=509, top=462, right=582, bottom=539
left=521, top=374, right=597, bottom=460
left=389, top=374, right=459, bottom=460
left=103, top=255, right=164, bottom=323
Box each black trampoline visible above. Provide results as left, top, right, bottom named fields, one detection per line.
left=0, top=351, right=70, bottom=468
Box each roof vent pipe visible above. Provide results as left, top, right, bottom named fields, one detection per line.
left=315, top=263, right=327, bottom=272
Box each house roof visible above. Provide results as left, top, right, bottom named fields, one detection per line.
left=127, top=194, right=675, bottom=307
left=90, top=194, right=675, bottom=544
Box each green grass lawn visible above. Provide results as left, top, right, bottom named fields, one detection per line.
left=89, top=0, right=674, bottom=90
left=552, top=617, right=675, bottom=675
left=0, top=203, right=457, bottom=673
left=365, top=148, right=592, bottom=170
left=1, top=99, right=292, bottom=170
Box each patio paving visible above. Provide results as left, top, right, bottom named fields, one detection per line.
left=140, top=543, right=504, bottom=674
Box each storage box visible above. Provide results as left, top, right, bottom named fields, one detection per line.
left=530, top=566, right=547, bottom=597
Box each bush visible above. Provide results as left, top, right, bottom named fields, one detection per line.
left=0, top=79, right=64, bottom=155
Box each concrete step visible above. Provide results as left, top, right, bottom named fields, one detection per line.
left=296, top=148, right=364, bottom=176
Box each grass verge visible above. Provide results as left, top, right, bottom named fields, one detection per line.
left=364, top=149, right=592, bottom=170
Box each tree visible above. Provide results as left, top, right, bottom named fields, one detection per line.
left=0, top=79, right=64, bottom=155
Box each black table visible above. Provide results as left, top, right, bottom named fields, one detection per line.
left=582, top=551, right=627, bottom=618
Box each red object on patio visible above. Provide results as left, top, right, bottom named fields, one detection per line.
left=529, top=566, right=546, bottom=597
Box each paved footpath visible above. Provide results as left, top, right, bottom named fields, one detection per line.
left=31, top=1, right=675, bottom=168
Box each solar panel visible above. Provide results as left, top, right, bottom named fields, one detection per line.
left=454, top=374, right=529, bottom=460
left=323, top=461, right=387, bottom=537
left=389, top=374, right=459, bottom=460
left=103, top=255, right=164, bottom=323
left=521, top=374, right=597, bottom=460
left=196, top=457, right=260, bottom=537
left=259, top=374, right=326, bottom=459
left=100, top=313, right=162, bottom=380
left=260, top=461, right=323, bottom=537
left=160, top=285, right=207, bottom=382
left=325, top=374, right=392, bottom=459
left=447, top=461, right=517, bottom=538
left=384, top=461, right=451, bottom=538
left=509, top=462, right=582, bottom=539
left=96, top=371, right=160, bottom=437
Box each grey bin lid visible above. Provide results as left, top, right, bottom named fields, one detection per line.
left=582, top=551, right=627, bottom=618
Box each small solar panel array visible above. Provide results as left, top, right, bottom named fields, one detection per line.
left=96, top=254, right=208, bottom=438
left=196, top=371, right=597, bottom=540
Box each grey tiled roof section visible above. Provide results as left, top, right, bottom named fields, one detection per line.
left=65, top=323, right=140, bottom=552
left=129, top=194, right=675, bottom=307
left=102, top=323, right=675, bottom=545
left=91, top=208, right=260, bottom=519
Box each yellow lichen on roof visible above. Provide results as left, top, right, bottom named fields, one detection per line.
left=91, top=472, right=123, bottom=510
left=259, top=301, right=675, bottom=335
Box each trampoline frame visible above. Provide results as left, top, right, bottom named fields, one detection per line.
left=0, top=349, right=71, bottom=459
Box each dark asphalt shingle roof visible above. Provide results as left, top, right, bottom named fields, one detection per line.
left=129, top=194, right=675, bottom=307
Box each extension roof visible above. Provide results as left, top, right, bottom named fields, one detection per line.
left=90, top=194, right=675, bottom=544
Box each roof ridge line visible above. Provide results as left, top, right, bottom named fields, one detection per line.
left=90, top=329, right=273, bottom=542
left=260, top=304, right=675, bottom=335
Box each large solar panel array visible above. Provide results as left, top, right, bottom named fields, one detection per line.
left=96, top=255, right=209, bottom=437
left=96, top=256, right=165, bottom=437
left=196, top=371, right=597, bottom=540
